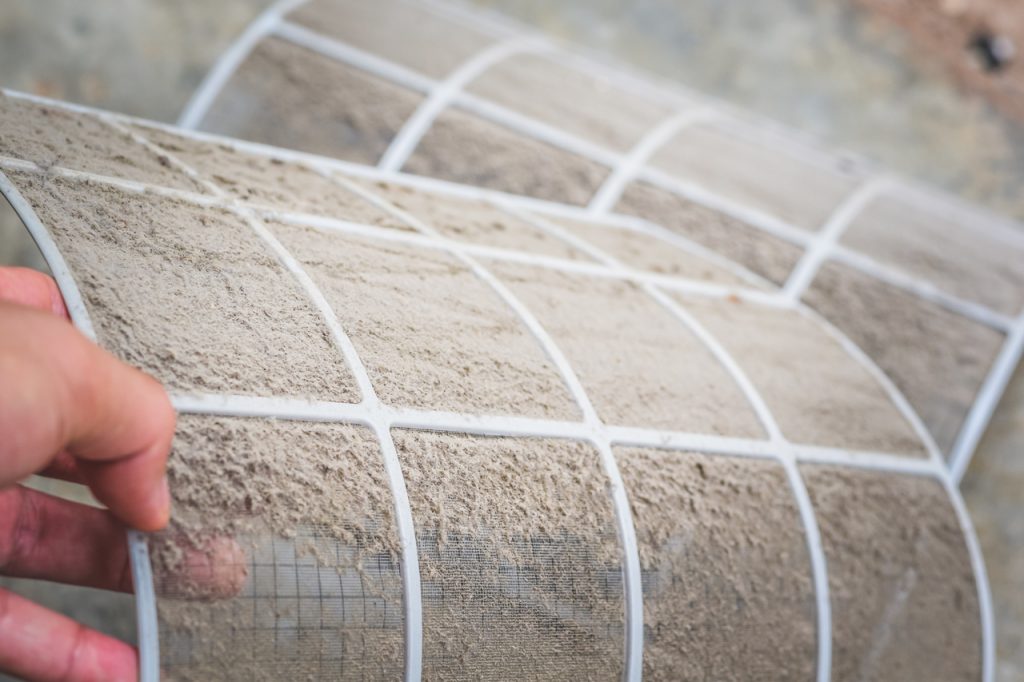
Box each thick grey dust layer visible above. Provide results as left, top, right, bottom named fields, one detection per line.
left=616, top=181, right=802, bottom=285
left=134, top=124, right=405, bottom=225
left=270, top=222, right=581, bottom=419
left=801, top=465, right=981, bottom=682
left=681, top=296, right=926, bottom=456
left=617, top=448, right=816, bottom=682
left=11, top=171, right=359, bottom=402
left=842, top=193, right=1024, bottom=317
left=805, top=261, right=1004, bottom=455
left=353, top=178, right=595, bottom=260
left=490, top=261, right=765, bottom=436
left=649, top=121, right=861, bottom=232
left=395, top=430, right=625, bottom=681
left=404, top=106, right=611, bottom=206
left=542, top=213, right=757, bottom=287
left=467, top=53, right=673, bottom=152
left=201, top=37, right=424, bottom=165
left=0, top=93, right=204, bottom=192
left=155, top=416, right=403, bottom=682
left=290, top=0, right=496, bottom=79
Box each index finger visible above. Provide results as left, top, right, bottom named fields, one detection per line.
left=0, top=302, right=174, bottom=531
left=0, top=266, right=69, bottom=318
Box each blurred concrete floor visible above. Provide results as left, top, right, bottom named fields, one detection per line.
left=0, top=0, right=1022, bottom=679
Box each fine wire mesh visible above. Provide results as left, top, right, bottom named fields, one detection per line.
left=158, top=526, right=403, bottom=680
left=184, top=0, right=1024, bottom=481
left=146, top=416, right=406, bottom=681
left=0, top=86, right=993, bottom=681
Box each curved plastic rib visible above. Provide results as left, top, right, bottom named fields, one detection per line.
left=178, top=0, right=309, bottom=129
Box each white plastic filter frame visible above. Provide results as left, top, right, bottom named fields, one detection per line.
left=0, top=85, right=997, bottom=681
left=179, top=0, right=1024, bottom=488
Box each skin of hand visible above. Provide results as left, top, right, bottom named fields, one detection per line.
left=0, top=266, right=175, bottom=682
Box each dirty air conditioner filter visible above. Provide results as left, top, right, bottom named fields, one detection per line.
left=0, top=90, right=989, bottom=681
left=186, top=0, right=1024, bottom=483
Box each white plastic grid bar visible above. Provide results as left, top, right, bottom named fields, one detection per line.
left=950, top=316, right=1024, bottom=482
left=0, top=89, right=997, bottom=681
left=943, top=471, right=996, bottom=680
left=378, top=35, right=549, bottom=171
left=169, top=392, right=941, bottom=474
left=178, top=0, right=311, bottom=130
left=0, top=170, right=161, bottom=682
left=782, top=176, right=894, bottom=303
left=587, top=108, right=719, bottom=215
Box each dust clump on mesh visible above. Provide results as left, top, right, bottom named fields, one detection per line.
left=801, top=464, right=982, bottom=681
left=201, top=37, right=423, bottom=165
left=616, top=181, right=802, bottom=285
left=353, top=178, right=596, bottom=261
left=394, top=430, right=625, bottom=681
left=9, top=171, right=359, bottom=402
left=490, top=261, right=764, bottom=436
left=155, top=415, right=404, bottom=681
left=270, top=222, right=580, bottom=419
left=805, top=261, right=1004, bottom=454
left=404, top=107, right=610, bottom=206
left=0, top=92, right=204, bottom=192
left=618, top=447, right=817, bottom=681
left=680, top=296, right=927, bottom=456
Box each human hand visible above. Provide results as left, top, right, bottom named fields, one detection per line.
left=0, top=266, right=175, bottom=682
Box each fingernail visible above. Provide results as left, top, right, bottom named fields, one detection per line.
left=155, top=475, right=171, bottom=526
